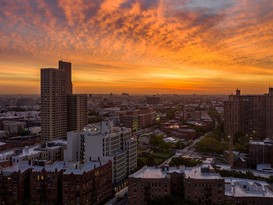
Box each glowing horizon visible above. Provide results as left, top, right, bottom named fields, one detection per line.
left=0, top=0, right=273, bottom=95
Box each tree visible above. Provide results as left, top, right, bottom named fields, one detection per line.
left=169, top=157, right=201, bottom=167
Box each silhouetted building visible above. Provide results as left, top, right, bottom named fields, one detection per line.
left=41, top=68, right=67, bottom=141
left=224, top=88, right=273, bottom=138
left=146, top=96, right=160, bottom=105
left=41, top=61, right=88, bottom=141
left=59, top=60, right=72, bottom=95
left=67, top=94, right=88, bottom=131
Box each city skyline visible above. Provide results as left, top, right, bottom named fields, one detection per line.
left=0, top=0, right=273, bottom=94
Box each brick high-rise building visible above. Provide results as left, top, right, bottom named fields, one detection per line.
left=58, top=60, right=72, bottom=94
left=67, top=94, right=88, bottom=131
left=41, top=61, right=88, bottom=141
left=224, top=88, right=273, bottom=138
left=41, top=68, right=67, bottom=141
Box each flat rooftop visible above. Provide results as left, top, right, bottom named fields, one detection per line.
left=250, top=140, right=273, bottom=146
left=184, top=166, right=222, bottom=180
left=130, top=166, right=184, bottom=179
left=0, top=142, right=6, bottom=146
left=225, top=178, right=273, bottom=198
left=1, top=161, right=108, bottom=175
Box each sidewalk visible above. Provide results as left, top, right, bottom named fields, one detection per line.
left=105, top=187, right=128, bottom=205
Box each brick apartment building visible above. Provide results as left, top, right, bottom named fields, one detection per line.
left=0, top=160, right=113, bottom=205
left=129, top=163, right=273, bottom=205
left=122, top=109, right=156, bottom=131
left=184, top=166, right=225, bottom=205
left=224, top=88, right=273, bottom=138
left=249, top=139, right=273, bottom=168
left=128, top=166, right=184, bottom=205
left=0, top=167, right=30, bottom=205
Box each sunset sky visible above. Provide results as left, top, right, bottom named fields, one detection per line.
left=0, top=0, right=273, bottom=94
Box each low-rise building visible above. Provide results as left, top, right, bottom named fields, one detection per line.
left=3, top=121, right=26, bottom=135
left=0, top=130, right=7, bottom=138
left=128, top=165, right=184, bottom=205
left=225, top=178, right=273, bottom=205
left=249, top=139, right=273, bottom=169
left=122, top=109, right=156, bottom=131
left=62, top=161, right=112, bottom=205
left=0, top=166, right=30, bottom=204
left=184, top=165, right=225, bottom=205
left=0, top=160, right=112, bottom=205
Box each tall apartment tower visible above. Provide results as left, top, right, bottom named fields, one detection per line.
left=67, top=94, right=88, bottom=131
left=41, top=61, right=88, bottom=141
left=41, top=68, right=67, bottom=141
left=224, top=88, right=273, bottom=139
left=59, top=60, right=72, bottom=94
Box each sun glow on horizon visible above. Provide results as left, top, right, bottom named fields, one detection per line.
left=0, top=0, right=273, bottom=94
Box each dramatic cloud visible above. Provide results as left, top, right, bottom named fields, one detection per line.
left=0, top=0, right=272, bottom=94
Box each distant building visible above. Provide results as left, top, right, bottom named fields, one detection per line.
left=58, top=60, right=72, bottom=95
left=183, top=111, right=201, bottom=121
left=162, top=124, right=196, bottom=140
left=224, top=88, right=273, bottom=138
left=146, top=96, right=160, bottom=105
left=67, top=94, right=88, bottom=131
left=3, top=121, right=26, bottom=135
left=128, top=166, right=185, bottom=205
left=170, top=128, right=196, bottom=140
left=122, top=109, right=156, bottom=131
left=249, top=139, right=273, bottom=168
left=0, top=140, right=66, bottom=166
left=64, top=120, right=137, bottom=187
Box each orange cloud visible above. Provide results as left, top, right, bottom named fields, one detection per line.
left=0, top=0, right=273, bottom=94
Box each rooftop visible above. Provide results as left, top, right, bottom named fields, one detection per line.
left=0, top=142, right=6, bottom=146
left=184, top=165, right=222, bottom=180
left=13, top=146, right=41, bottom=157
left=225, top=178, right=273, bottom=198
left=1, top=160, right=108, bottom=175
left=250, top=139, right=273, bottom=146
left=129, top=166, right=184, bottom=179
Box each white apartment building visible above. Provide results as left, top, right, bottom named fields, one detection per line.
left=64, top=120, right=137, bottom=185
